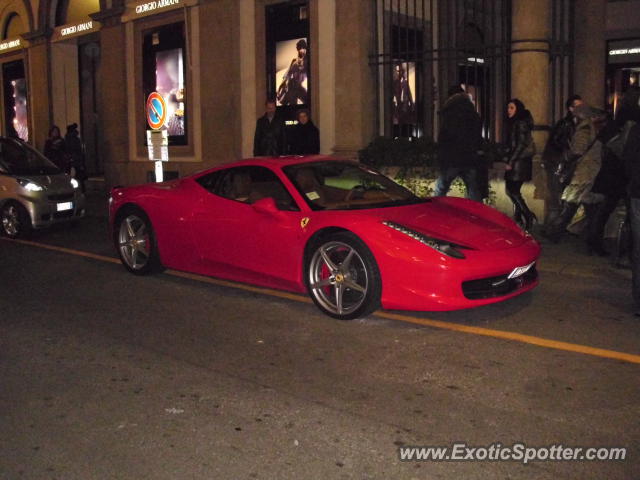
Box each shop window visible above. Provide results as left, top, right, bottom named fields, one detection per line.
left=606, top=38, right=640, bottom=114
left=142, top=22, right=187, bottom=146
left=3, top=13, right=25, bottom=39
left=2, top=61, right=28, bottom=141
left=266, top=1, right=310, bottom=123
left=390, top=24, right=424, bottom=138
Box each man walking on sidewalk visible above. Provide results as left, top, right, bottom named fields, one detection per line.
left=434, top=85, right=483, bottom=202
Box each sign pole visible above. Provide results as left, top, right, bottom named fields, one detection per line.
left=146, top=92, right=168, bottom=183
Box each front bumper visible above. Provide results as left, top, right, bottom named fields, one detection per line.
left=378, top=237, right=541, bottom=311
left=24, top=192, right=86, bottom=228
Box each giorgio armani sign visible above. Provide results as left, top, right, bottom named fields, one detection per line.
left=135, top=0, right=181, bottom=15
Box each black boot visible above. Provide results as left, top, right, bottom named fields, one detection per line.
left=512, top=203, right=525, bottom=227
left=511, top=194, right=537, bottom=231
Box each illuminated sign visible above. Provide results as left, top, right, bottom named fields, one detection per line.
left=609, top=48, right=640, bottom=56
left=52, top=20, right=99, bottom=42
left=0, top=38, right=21, bottom=52
left=135, top=0, right=181, bottom=15
left=608, top=39, right=640, bottom=64
left=61, top=21, right=94, bottom=37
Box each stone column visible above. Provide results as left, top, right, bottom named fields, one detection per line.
left=333, top=0, right=376, bottom=158
left=511, top=0, right=552, bottom=217
left=22, top=29, right=52, bottom=152
left=91, top=7, right=128, bottom=188
left=511, top=0, right=551, bottom=139
left=574, top=0, right=606, bottom=108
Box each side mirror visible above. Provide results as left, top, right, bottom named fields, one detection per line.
left=252, top=197, right=280, bottom=215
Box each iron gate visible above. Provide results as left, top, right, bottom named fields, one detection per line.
left=370, top=0, right=574, bottom=142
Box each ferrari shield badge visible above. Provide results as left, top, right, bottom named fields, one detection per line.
left=300, top=217, right=310, bottom=229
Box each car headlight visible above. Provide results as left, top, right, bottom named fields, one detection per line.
left=382, top=220, right=469, bottom=259
left=17, top=179, right=44, bottom=192
left=70, top=178, right=79, bottom=189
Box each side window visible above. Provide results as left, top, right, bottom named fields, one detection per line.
left=196, top=169, right=226, bottom=193
left=197, top=166, right=299, bottom=211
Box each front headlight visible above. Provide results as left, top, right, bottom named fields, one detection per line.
left=70, top=178, right=79, bottom=189
left=17, top=179, right=44, bottom=192
left=383, top=220, right=469, bottom=259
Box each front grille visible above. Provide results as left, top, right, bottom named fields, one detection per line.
left=53, top=211, right=74, bottom=219
left=48, top=193, right=74, bottom=202
left=462, top=266, right=538, bottom=300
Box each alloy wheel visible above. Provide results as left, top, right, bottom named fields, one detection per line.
left=1, top=205, right=21, bottom=237
left=308, top=241, right=369, bottom=316
left=118, top=214, right=151, bottom=271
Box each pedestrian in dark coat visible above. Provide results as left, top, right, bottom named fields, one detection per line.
left=503, top=98, right=537, bottom=230
left=617, top=87, right=640, bottom=315
left=44, top=125, right=68, bottom=172
left=585, top=116, right=626, bottom=255
left=289, top=109, right=320, bottom=155
left=65, top=123, right=87, bottom=192
left=542, top=95, right=583, bottom=224
left=434, top=85, right=483, bottom=201
left=253, top=100, right=286, bottom=156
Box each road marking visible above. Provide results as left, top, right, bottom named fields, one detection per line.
left=4, top=237, right=640, bottom=365
left=168, top=270, right=313, bottom=304
left=4, top=238, right=121, bottom=264
left=376, top=311, right=640, bottom=365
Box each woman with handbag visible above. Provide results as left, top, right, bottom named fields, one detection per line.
left=544, top=104, right=607, bottom=243
left=504, top=99, right=537, bottom=231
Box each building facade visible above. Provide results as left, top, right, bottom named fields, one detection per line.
left=0, top=0, right=638, bottom=196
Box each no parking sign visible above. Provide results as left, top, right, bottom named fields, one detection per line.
left=146, top=92, right=167, bottom=130
left=146, top=92, right=168, bottom=183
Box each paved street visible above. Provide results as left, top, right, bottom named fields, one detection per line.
left=1, top=193, right=639, bottom=479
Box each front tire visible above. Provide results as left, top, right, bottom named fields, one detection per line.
left=114, top=208, right=163, bottom=275
left=1, top=202, right=31, bottom=239
left=305, top=232, right=381, bottom=320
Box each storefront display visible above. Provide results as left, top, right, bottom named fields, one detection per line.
left=266, top=1, right=310, bottom=122
left=275, top=37, right=308, bottom=107
left=606, top=38, right=640, bottom=114
left=143, top=22, right=187, bottom=145
left=2, top=60, right=28, bottom=141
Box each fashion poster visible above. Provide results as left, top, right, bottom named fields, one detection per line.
left=154, top=48, right=185, bottom=137
left=392, top=60, right=416, bottom=125
left=275, top=37, right=309, bottom=106
left=10, top=78, right=28, bottom=142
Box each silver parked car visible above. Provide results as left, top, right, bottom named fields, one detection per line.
left=0, top=137, right=85, bottom=238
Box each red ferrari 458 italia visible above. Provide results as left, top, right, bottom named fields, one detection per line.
left=109, top=156, right=540, bottom=320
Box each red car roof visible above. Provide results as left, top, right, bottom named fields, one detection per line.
left=217, top=154, right=346, bottom=169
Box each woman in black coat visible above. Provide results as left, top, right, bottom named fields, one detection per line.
left=44, top=125, right=68, bottom=172
left=504, top=98, right=537, bottom=230
left=289, top=109, right=320, bottom=155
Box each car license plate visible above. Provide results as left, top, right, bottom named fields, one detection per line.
left=57, top=202, right=73, bottom=212
left=507, top=262, right=535, bottom=279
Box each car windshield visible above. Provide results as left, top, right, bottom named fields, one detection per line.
left=0, top=138, right=61, bottom=176
left=283, top=161, right=427, bottom=210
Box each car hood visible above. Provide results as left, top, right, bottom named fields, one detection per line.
left=372, top=200, right=528, bottom=251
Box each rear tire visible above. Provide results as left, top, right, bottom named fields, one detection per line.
left=1, top=201, right=32, bottom=239
left=305, top=232, right=381, bottom=320
left=114, top=208, right=164, bottom=275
